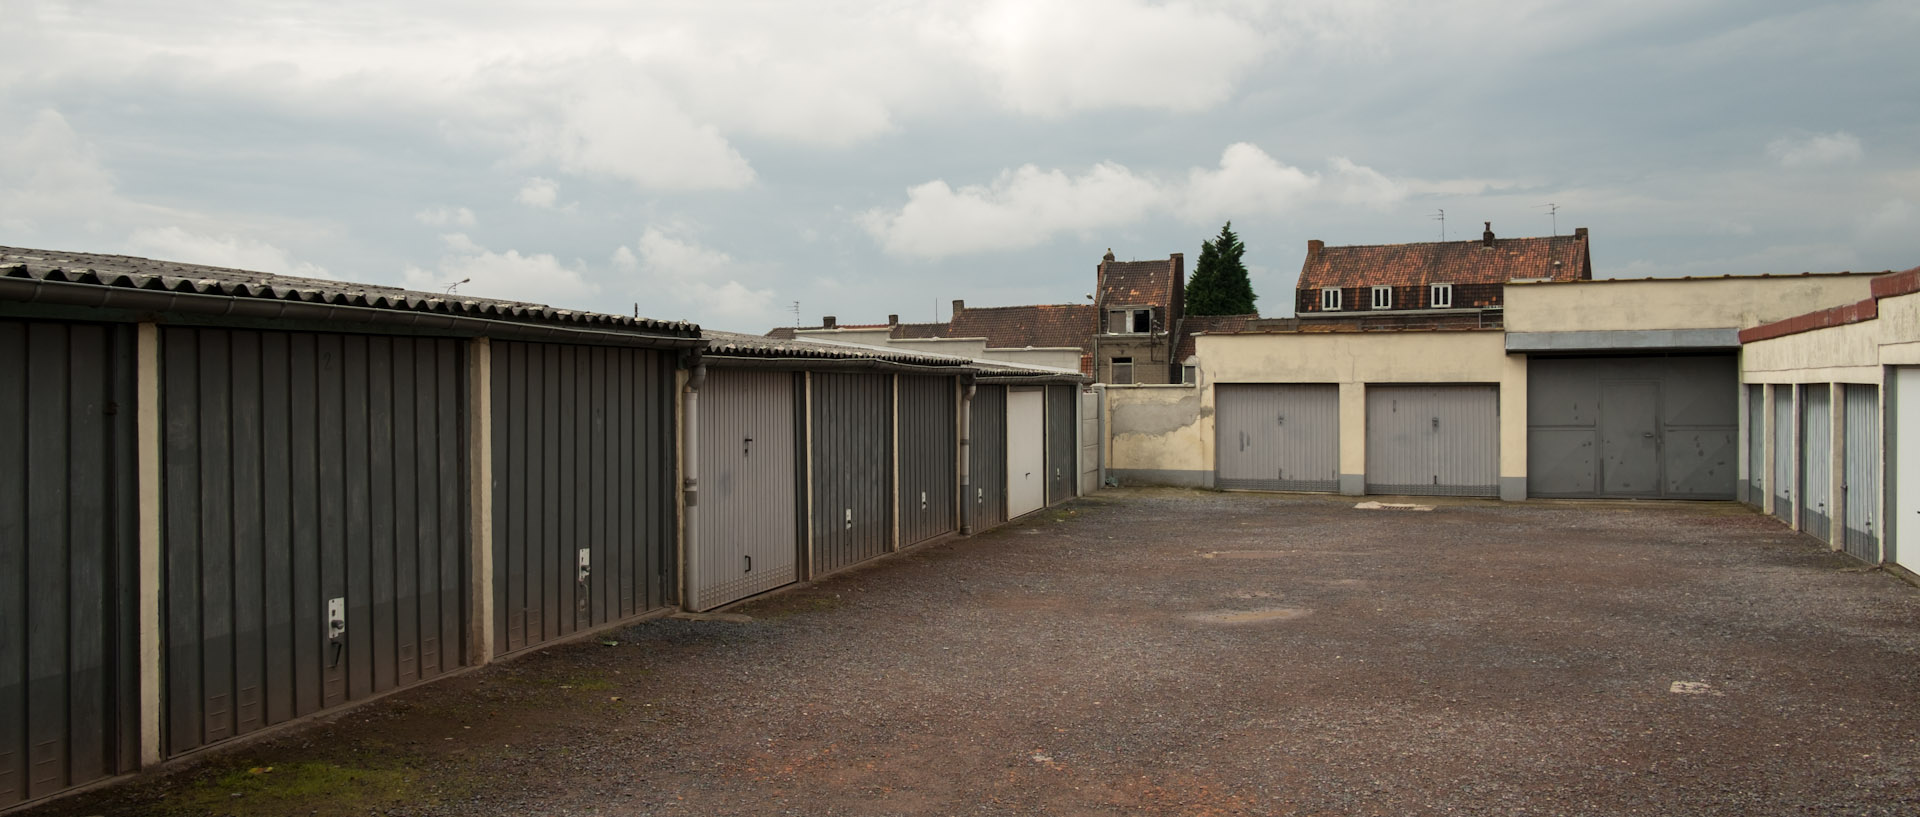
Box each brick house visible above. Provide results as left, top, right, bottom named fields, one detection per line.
left=1292, top=223, right=1591, bottom=329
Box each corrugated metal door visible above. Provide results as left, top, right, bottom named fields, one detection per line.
left=692, top=369, right=799, bottom=611
left=810, top=372, right=893, bottom=576
left=1366, top=385, right=1499, bottom=497
left=162, top=328, right=466, bottom=757
left=1046, top=385, right=1076, bottom=506
left=1214, top=384, right=1339, bottom=492
left=898, top=376, right=957, bottom=546
left=1748, top=384, right=1766, bottom=506
left=491, top=341, right=674, bottom=656
left=1841, top=384, right=1879, bottom=562
left=0, top=320, right=137, bottom=807
left=1524, top=356, right=1736, bottom=499
left=1894, top=369, right=1920, bottom=574
left=1773, top=388, right=1794, bottom=523
left=968, top=385, right=1008, bottom=530
left=1007, top=389, right=1046, bottom=518
left=1800, top=386, right=1833, bottom=540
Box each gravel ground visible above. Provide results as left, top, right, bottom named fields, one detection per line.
left=27, top=488, right=1920, bottom=816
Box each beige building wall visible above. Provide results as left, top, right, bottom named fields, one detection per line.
left=982, top=347, right=1084, bottom=371
left=892, top=337, right=991, bottom=358
left=1506, top=274, right=1876, bottom=333
left=1105, top=384, right=1208, bottom=486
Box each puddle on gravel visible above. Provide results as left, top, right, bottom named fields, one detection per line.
left=1190, top=607, right=1312, bottom=624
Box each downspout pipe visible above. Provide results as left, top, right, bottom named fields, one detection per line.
left=959, top=376, right=976, bottom=535
left=681, top=359, right=707, bottom=610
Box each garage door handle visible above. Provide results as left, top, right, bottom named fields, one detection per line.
left=1643, top=432, right=1654, bottom=438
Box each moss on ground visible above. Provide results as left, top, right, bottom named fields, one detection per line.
left=163, top=758, right=429, bottom=817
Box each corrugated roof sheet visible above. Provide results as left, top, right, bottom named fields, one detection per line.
left=0, top=246, right=699, bottom=336
left=1298, top=232, right=1589, bottom=290
left=702, top=330, right=967, bottom=366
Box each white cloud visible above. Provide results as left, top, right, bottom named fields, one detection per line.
left=517, top=177, right=559, bottom=208
left=862, top=162, right=1161, bottom=258
left=867, top=143, right=1423, bottom=257
left=511, top=78, right=755, bottom=190
left=1767, top=131, right=1863, bottom=169
left=401, top=233, right=595, bottom=304
left=617, top=227, right=778, bottom=326
left=125, top=226, right=334, bottom=279
left=413, top=206, right=476, bottom=227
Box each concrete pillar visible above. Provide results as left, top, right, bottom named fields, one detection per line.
left=466, top=337, right=494, bottom=666
left=1338, top=381, right=1366, bottom=495
left=136, top=322, right=162, bottom=766
left=1829, top=382, right=1846, bottom=549
left=1499, top=353, right=1530, bottom=501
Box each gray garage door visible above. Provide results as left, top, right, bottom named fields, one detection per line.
left=1215, top=384, right=1339, bottom=492
left=1, top=320, right=137, bottom=807
left=1773, top=388, right=1795, bottom=523
left=1366, top=385, right=1499, bottom=497
left=1747, top=384, right=1765, bottom=506
left=691, top=369, right=801, bottom=612
left=967, top=385, right=1008, bottom=531
left=1526, top=355, right=1737, bottom=499
left=1800, top=386, right=1833, bottom=540
left=1841, top=384, right=1879, bottom=562
left=810, top=372, right=894, bottom=576
left=1046, top=385, right=1077, bottom=506
left=898, top=376, right=957, bottom=546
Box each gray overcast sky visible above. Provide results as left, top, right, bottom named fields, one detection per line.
left=4, top=0, right=1917, bottom=332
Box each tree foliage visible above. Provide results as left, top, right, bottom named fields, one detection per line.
left=1184, top=221, right=1257, bottom=316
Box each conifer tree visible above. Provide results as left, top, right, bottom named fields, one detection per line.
left=1185, top=221, right=1257, bottom=315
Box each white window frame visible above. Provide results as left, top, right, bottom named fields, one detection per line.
left=1106, top=307, right=1152, bottom=334
left=1371, top=286, right=1392, bottom=309
left=1430, top=283, right=1453, bottom=308
left=1111, top=356, right=1135, bottom=384
left=1320, top=287, right=1343, bottom=311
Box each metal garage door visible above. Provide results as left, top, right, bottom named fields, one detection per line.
left=1214, top=384, right=1339, bottom=492
left=691, top=369, right=801, bottom=612
left=1366, top=385, right=1499, bottom=497
left=491, top=341, right=674, bottom=656
left=1046, top=385, right=1077, bottom=506
left=1773, top=388, right=1794, bottom=523
left=1894, top=369, right=1920, bottom=575
left=1842, top=384, right=1880, bottom=563
left=1748, top=384, right=1765, bottom=506
left=1007, top=389, right=1046, bottom=518
left=810, top=373, right=893, bottom=576
left=968, top=385, right=1008, bottom=531
left=899, top=376, right=957, bottom=546
left=1, top=320, right=137, bottom=807
left=1800, top=386, right=1833, bottom=540
left=163, top=328, right=466, bottom=756
left=1525, top=356, right=1737, bottom=499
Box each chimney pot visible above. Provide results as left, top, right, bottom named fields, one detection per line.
left=1482, top=222, right=1495, bottom=248
left=887, top=314, right=898, bottom=325
left=1102, top=248, right=1115, bottom=262
left=823, top=316, right=837, bottom=328
left=951, top=299, right=964, bottom=315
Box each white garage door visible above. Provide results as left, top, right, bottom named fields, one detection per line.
left=1006, top=388, right=1046, bottom=518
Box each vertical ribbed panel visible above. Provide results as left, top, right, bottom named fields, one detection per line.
left=1214, top=384, right=1340, bottom=492
left=692, top=369, right=798, bottom=611
left=0, top=320, right=136, bottom=807
left=897, top=376, right=957, bottom=546
left=1365, top=385, right=1499, bottom=497
left=1045, top=385, right=1076, bottom=505
left=161, top=328, right=466, bottom=757
left=1800, top=386, right=1832, bottom=540
left=809, top=373, right=893, bottom=576
left=1006, top=389, right=1046, bottom=518
left=1773, top=388, right=1794, bottom=522
left=968, top=385, right=1008, bottom=530
left=490, top=341, right=673, bottom=656
left=1748, top=384, right=1766, bottom=506
left=1842, top=384, right=1880, bottom=562
left=1522, top=356, right=1736, bottom=499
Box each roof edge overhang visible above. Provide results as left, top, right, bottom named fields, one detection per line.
left=701, top=354, right=969, bottom=374
left=1505, top=328, right=1740, bottom=353
left=0, top=275, right=705, bottom=350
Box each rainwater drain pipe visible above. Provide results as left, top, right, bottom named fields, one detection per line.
left=681, top=360, right=707, bottom=610
left=959, top=376, right=975, bottom=535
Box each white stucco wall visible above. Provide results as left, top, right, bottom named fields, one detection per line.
left=1505, top=275, right=1877, bottom=333
left=980, top=347, right=1084, bottom=371
left=1104, top=384, right=1208, bottom=486
left=1742, top=292, right=1920, bottom=384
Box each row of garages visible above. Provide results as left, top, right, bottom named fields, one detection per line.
left=0, top=252, right=1085, bottom=810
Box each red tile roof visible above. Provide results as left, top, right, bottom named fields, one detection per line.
left=1176, top=313, right=1256, bottom=361
left=1099, top=255, right=1183, bottom=308
left=1297, top=228, right=1590, bottom=291
left=950, top=303, right=1095, bottom=350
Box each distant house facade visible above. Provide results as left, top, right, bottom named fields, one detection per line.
left=1290, top=223, right=1592, bottom=329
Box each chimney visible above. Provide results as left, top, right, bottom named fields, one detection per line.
left=887, top=314, right=899, bottom=325
left=1482, top=222, right=1495, bottom=248
left=1573, top=227, right=1588, bottom=240
left=951, top=299, right=964, bottom=317
left=1307, top=239, right=1324, bottom=256
left=1102, top=248, right=1115, bottom=263
left=822, top=316, right=837, bottom=328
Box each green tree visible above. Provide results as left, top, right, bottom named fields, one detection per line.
left=1185, top=221, right=1257, bottom=315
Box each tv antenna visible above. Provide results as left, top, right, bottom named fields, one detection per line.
left=790, top=300, right=801, bottom=326
left=1538, top=202, right=1559, bottom=237
left=1432, top=209, right=1446, bottom=241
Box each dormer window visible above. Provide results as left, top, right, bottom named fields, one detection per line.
left=1107, top=308, right=1152, bottom=334
left=1430, top=283, right=1453, bottom=308
left=1371, top=286, right=1392, bottom=309
left=1320, top=288, right=1342, bottom=311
